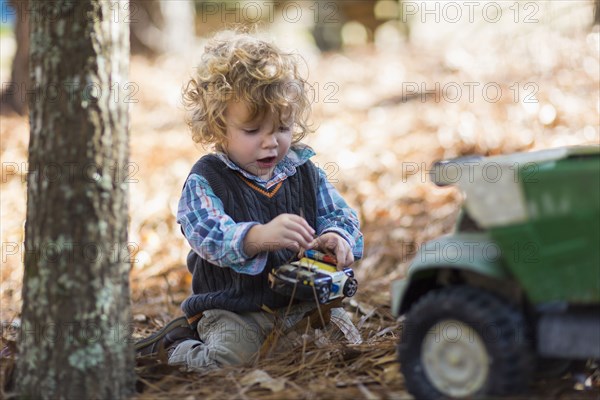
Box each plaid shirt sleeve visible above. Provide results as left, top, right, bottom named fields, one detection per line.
left=316, top=168, right=364, bottom=260
left=177, top=174, right=267, bottom=275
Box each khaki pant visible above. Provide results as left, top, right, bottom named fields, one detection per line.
left=168, top=303, right=359, bottom=370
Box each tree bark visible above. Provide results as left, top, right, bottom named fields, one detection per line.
left=17, top=1, right=134, bottom=399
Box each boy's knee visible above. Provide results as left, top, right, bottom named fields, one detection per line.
left=209, top=342, right=260, bottom=366
left=194, top=309, right=268, bottom=366
left=199, top=313, right=264, bottom=344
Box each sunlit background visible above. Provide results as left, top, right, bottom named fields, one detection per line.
left=1, top=0, right=599, bottom=336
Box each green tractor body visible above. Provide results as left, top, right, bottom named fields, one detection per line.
left=391, top=146, right=600, bottom=399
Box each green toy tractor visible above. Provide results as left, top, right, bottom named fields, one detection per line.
left=391, top=145, right=600, bottom=399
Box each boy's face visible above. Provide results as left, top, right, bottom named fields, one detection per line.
left=224, top=101, right=292, bottom=180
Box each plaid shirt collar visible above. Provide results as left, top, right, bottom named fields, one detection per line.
left=214, top=144, right=315, bottom=189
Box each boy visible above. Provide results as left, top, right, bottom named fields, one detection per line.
left=136, top=32, right=363, bottom=370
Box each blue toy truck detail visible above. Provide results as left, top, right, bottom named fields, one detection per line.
left=268, top=251, right=358, bottom=304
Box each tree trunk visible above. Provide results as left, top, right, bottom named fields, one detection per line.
left=17, top=1, right=134, bottom=399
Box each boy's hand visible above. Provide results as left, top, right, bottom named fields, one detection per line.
left=244, top=213, right=315, bottom=256
left=309, top=232, right=354, bottom=269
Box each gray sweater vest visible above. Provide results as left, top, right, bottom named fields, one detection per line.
left=181, top=154, right=319, bottom=319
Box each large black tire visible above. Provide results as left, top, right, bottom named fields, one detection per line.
left=398, top=286, right=535, bottom=399
left=535, top=358, right=572, bottom=379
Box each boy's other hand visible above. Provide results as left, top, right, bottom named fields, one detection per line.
left=309, top=232, right=354, bottom=269
left=244, top=214, right=315, bottom=256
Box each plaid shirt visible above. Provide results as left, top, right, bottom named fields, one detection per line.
left=177, top=144, right=363, bottom=275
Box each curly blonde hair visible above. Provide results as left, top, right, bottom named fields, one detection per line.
left=183, top=32, right=313, bottom=149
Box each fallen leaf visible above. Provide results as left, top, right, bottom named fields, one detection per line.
left=240, top=369, right=287, bottom=393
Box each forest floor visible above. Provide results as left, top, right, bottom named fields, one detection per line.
left=2, top=23, right=600, bottom=399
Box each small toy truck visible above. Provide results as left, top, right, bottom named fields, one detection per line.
left=391, top=146, right=600, bottom=399
left=269, top=250, right=358, bottom=304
